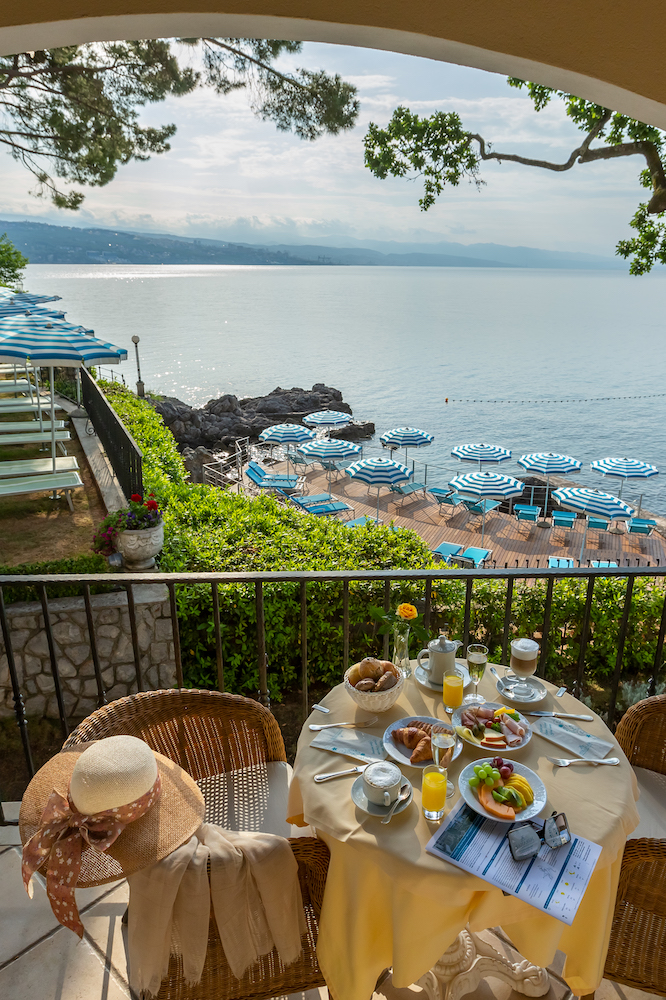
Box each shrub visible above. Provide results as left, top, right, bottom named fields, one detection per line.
left=0, top=554, right=110, bottom=603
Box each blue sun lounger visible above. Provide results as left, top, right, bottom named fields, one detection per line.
left=627, top=518, right=657, bottom=536
left=591, top=561, right=618, bottom=567
left=548, top=557, right=575, bottom=568
left=432, top=541, right=463, bottom=564
left=245, top=465, right=303, bottom=492
left=294, top=493, right=333, bottom=507
left=299, top=500, right=354, bottom=517
left=389, top=482, right=426, bottom=505
left=345, top=515, right=382, bottom=527
left=453, top=547, right=492, bottom=568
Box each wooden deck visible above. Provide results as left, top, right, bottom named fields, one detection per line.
left=270, top=462, right=666, bottom=567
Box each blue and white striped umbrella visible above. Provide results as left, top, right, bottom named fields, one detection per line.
left=259, top=423, right=315, bottom=473
left=518, top=453, right=582, bottom=522
left=590, top=457, right=659, bottom=498
left=0, top=305, right=66, bottom=320
left=553, top=487, right=635, bottom=560
left=380, top=426, right=434, bottom=463
left=452, top=442, right=511, bottom=471
left=303, top=410, right=351, bottom=430
left=448, top=472, right=523, bottom=543
left=0, top=315, right=94, bottom=337
left=299, top=437, right=362, bottom=483
left=346, top=456, right=411, bottom=520
left=0, top=290, right=61, bottom=305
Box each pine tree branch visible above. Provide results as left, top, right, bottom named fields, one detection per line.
left=202, top=38, right=310, bottom=91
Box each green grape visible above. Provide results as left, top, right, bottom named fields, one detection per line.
left=468, top=776, right=480, bottom=787
left=491, top=769, right=501, bottom=781
left=473, top=766, right=483, bottom=777
left=484, top=776, right=495, bottom=787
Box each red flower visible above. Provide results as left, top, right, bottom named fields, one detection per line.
left=131, top=493, right=142, bottom=502
left=145, top=499, right=159, bottom=511
left=148, top=493, right=155, bottom=497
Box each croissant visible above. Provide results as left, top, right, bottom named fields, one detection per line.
left=410, top=736, right=433, bottom=764
left=393, top=727, right=427, bottom=750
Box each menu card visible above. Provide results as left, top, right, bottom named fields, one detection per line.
left=530, top=717, right=614, bottom=760
left=426, top=799, right=601, bottom=925
left=310, top=727, right=387, bottom=763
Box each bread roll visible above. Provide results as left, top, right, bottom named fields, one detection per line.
left=356, top=678, right=377, bottom=692
left=347, top=664, right=363, bottom=688
left=358, top=657, right=383, bottom=681
left=374, top=671, right=397, bottom=691
left=378, top=660, right=400, bottom=679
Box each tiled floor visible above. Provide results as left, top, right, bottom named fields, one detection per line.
left=0, top=832, right=661, bottom=1000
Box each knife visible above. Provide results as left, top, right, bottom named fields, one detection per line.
left=525, top=711, right=594, bottom=721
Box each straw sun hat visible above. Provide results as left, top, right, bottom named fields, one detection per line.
left=20, top=735, right=205, bottom=936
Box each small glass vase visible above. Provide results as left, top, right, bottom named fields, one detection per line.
left=392, top=622, right=411, bottom=678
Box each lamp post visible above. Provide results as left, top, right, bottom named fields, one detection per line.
left=131, top=335, right=144, bottom=397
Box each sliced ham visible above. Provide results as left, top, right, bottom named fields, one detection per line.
left=475, top=706, right=496, bottom=720
left=499, top=720, right=522, bottom=746
left=501, top=713, right=525, bottom=737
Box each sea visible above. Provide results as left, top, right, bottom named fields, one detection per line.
left=24, top=263, right=666, bottom=515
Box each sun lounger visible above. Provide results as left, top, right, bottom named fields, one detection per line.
left=345, top=516, right=382, bottom=527
left=0, top=420, right=66, bottom=432
left=453, top=547, right=492, bottom=568
left=591, top=561, right=618, bottom=567
left=389, top=482, right=426, bottom=505
left=294, top=493, right=334, bottom=507
left=461, top=498, right=501, bottom=517
left=515, top=508, right=539, bottom=528
left=514, top=505, right=540, bottom=517
left=428, top=490, right=460, bottom=516
left=432, top=541, right=463, bottom=564
left=0, top=471, right=83, bottom=511
left=301, top=500, right=354, bottom=517
left=0, top=456, right=79, bottom=478
left=245, top=465, right=303, bottom=490
left=551, top=511, right=576, bottom=533
left=548, top=557, right=575, bottom=568
left=247, top=461, right=301, bottom=484
left=627, top=518, right=657, bottom=536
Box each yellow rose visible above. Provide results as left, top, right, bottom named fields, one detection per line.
left=397, top=603, right=417, bottom=621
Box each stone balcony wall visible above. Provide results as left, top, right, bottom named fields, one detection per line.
left=0, top=584, right=176, bottom=719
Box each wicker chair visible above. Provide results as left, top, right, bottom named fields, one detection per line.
left=63, top=689, right=330, bottom=1000
left=586, top=694, right=666, bottom=997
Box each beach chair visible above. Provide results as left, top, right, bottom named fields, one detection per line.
left=627, top=518, right=657, bottom=537
left=0, top=456, right=79, bottom=478
left=514, top=504, right=540, bottom=518
left=548, top=557, right=575, bottom=569
left=245, top=465, right=303, bottom=492
left=389, top=481, right=426, bottom=505
left=551, top=511, right=576, bottom=535
left=462, top=498, right=501, bottom=517
left=515, top=507, right=539, bottom=532
left=453, top=547, right=492, bottom=568
left=344, top=515, right=382, bottom=527
left=301, top=500, right=354, bottom=517
left=247, top=460, right=302, bottom=484
left=428, top=490, right=460, bottom=518
left=286, top=451, right=315, bottom=472
left=294, top=493, right=333, bottom=507
left=0, top=471, right=83, bottom=511
left=432, top=541, right=463, bottom=564
left=591, top=561, right=618, bottom=567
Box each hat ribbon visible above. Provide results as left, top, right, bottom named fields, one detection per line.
left=21, top=774, right=161, bottom=938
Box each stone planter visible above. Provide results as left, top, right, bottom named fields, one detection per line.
left=115, top=520, right=164, bottom=571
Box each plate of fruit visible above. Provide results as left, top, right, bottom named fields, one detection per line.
left=452, top=702, right=532, bottom=752
left=458, top=757, right=547, bottom=823
left=383, top=716, right=463, bottom=769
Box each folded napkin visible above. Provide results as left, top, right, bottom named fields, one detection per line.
left=531, top=717, right=614, bottom=759
left=310, top=728, right=387, bottom=763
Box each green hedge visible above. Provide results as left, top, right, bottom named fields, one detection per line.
left=101, top=384, right=666, bottom=702
left=0, top=554, right=110, bottom=603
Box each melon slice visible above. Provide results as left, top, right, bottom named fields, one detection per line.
left=478, top=781, right=516, bottom=821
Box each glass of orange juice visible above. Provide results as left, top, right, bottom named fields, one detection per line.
left=422, top=764, right=448, bottom=821
left=442, top=666, right=464, bottom=714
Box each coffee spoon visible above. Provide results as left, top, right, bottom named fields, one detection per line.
left=309, top=717, right=378, bottom=731
left=381, top=783, right=412, bottom=825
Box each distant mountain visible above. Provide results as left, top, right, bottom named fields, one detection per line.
left=0, top=218, right=624, bottom=269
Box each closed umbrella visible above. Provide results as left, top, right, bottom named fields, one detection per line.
left=590, top=457, right=658, bottom=498
left=518, top=453, right=582, bottom=525
left=452, top=442, right=511, bottom=471
left=346, top=456, right=411, bottom=521
left=298, top=437, right=361, bottom=483
left=259, top=423, right=316, bottom=474
left=0, top=323, right=127, bottom=472
left=448, top=471, right=524, bottom=544
left=380, top=426, right=434, bottom=464
left=552, top=487, right=635, bottom=561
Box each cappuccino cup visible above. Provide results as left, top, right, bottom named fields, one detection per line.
left=509, top=638, right=539, bottom=678
left=362, top=761, right=402, bottom=806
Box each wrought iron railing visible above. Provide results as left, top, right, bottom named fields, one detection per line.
left=1, top=566, right=665, bottom=790
left=81, top=368, right=143, bottom=500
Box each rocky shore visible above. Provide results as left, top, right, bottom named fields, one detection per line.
left=149, top=383, right=375, bottom=481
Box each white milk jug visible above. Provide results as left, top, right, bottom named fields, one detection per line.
left=417, top=633, right=463, bottom=685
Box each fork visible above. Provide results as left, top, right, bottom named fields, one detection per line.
left=546, top=755, right=620, bottom=767
left=309, top=716, right=378, bottom=732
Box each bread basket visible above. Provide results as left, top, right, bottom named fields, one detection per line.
left=344, top=665, right=404, bottom=713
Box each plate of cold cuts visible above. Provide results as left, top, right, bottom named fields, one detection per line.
left=383, top=716, right=463, bottom=769
left=451, top=702, right=532, bottom=752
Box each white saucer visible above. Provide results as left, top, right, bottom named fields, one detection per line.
left=496, top=675, right=548, bottom=705
left=414, top=659, right=471, bottom=692
left=351, top=775, right=414, bottom=817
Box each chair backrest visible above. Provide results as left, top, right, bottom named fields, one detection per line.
left=246, top=466, right=265, bottom=485
left=516, top=510, right=537, bottom=522
left=63, top=689, right=287, bottom=780
left=615, top=693, right=666, bottom=775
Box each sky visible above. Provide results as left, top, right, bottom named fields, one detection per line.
left=0, top=41, right=654, bottom=255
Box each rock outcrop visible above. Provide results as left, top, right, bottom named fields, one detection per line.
left=149, top=384, right=374, bottom=451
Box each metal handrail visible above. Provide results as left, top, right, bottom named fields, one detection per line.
left=80, top=368, right=143, bottom=499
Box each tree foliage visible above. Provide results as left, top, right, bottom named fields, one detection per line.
left=0, top=38, right=359, bottom=209
left=0, top=233, right=29, bottom=287
left=363, top=78, right=666, bottom=273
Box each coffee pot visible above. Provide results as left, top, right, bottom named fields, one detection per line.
left=417, top=631, right=463, bottom=686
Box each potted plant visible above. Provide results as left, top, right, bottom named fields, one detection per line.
left=93, top=493, right=164, bottom=571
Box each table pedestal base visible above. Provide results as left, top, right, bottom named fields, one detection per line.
left=416, top=929, right=550, bottom=1000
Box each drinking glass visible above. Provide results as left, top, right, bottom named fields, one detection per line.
left=507, top=638, right=540, bottom=698
left=431, top=731, right=456, bottom=797
left=464, top=644, right=488, bottom=704
left=421, top=764, right=448, bottom=821
left=442, top=667, right=464, bottom=714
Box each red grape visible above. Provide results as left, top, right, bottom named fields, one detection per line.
left=499, top=765, right=512, bottom=779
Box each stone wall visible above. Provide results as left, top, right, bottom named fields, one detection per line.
left=0, top=584, right=177, bottom=719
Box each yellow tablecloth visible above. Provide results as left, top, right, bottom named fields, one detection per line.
left=286, top=667, right=640, bottom=1000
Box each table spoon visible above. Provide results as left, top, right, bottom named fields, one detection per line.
left=547, top=756, right=620, bottom=767
left=381, top=783, right=412, bottom=825
left=309, top=717, right=378, bottom=732
left=314, top=765, right=366, bottom=782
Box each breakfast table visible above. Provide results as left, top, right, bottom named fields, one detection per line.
left=286, top=665, right=640, bottom=1000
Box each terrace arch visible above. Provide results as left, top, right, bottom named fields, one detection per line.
left=2, top=1, right=666, bottom=129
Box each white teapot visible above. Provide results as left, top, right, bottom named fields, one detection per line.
left=417, top=632, right=463, bottom=686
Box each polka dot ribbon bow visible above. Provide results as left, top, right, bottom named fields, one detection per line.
left=21, top=775, right=161, bottom=937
